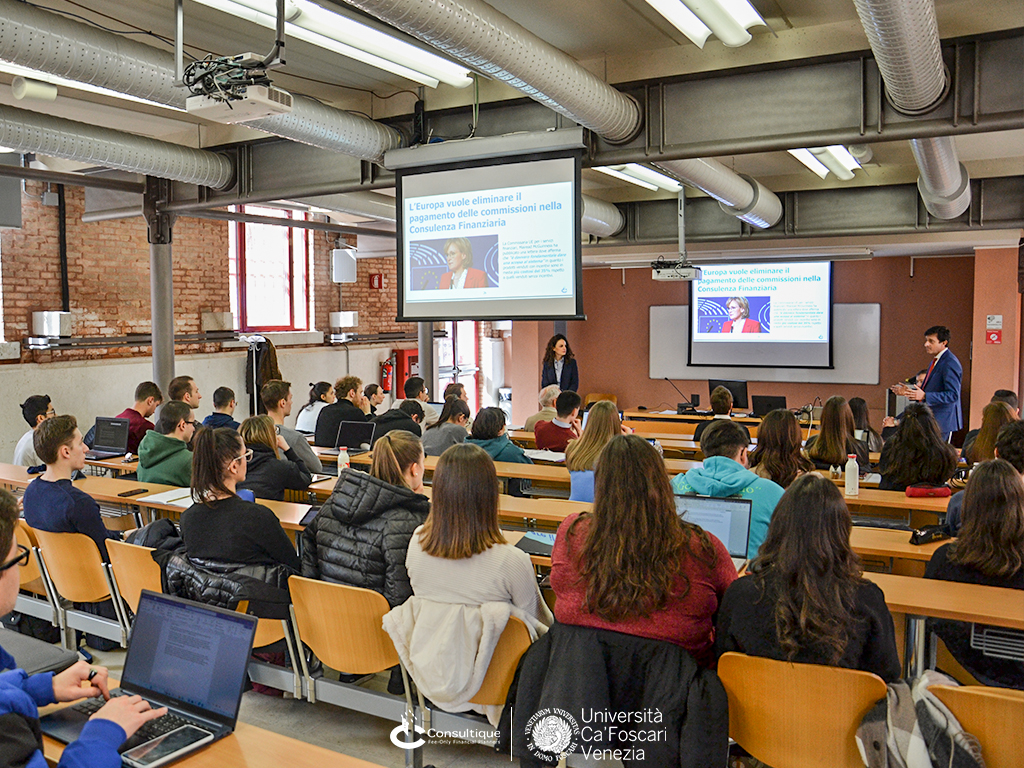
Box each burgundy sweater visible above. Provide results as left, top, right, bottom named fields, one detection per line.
left=534, top=420, right=576, bottom=452
left=550, top=512, right=737, bottom=667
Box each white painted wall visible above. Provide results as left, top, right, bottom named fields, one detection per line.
left=0, top=343, right=408, bottom=460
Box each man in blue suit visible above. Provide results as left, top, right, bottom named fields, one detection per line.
left=901, top=325, right=963, bottom=440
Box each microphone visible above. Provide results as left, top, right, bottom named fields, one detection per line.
left=665, top=378, right=696, bottom=414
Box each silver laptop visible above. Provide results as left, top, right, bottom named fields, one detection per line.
left=41, top=591, right=257, bottom=768
left=320, top=420, right=377, bottom=456
left=675, top=494, right=753, bottom=570
left=85, top=417, right=130, bottom=460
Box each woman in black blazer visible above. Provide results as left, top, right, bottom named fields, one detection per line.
left=540, top=333, right=579, bottom=392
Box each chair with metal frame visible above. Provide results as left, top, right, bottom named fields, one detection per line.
left=928, top=684, right=1024, bottom=768
left=104, top=539, right=161, bottom=618
left=14, top=520, right=59, bottom=626
left=717, top=652, right=887, bottom=768
left=234, top=599, right=303, bottom=699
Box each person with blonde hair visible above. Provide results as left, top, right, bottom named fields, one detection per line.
left=439, top=237, right=488, bottom=289
left=962, top=400, right=1017, bottom=465
left=237, top=414, right=312, bottom=501
left=302, top=430, right=429, bottom=608
left=565, top=400, right=629, bottom=502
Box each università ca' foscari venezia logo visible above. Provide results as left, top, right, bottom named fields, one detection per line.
left=526, top=707, right=667, bottom=763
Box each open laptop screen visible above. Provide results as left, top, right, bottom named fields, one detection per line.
left=335, top=420, right=376, bottom=449
left=674, top=495, right=752, bottom=559
left=123, top=592, right=256, bottom=722
left=93, top=417, right=129, bottom=451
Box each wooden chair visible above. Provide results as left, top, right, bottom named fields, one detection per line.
left=468, top=616, right=530, bottom=706
left=928, top=685, right=1024, bottom=768
left=105, top=539, right=161, bottom=616
left=235, top=599, right=303, bottom=698
left=583, top=393, right=617, bottom=408
left=14, top=520, right=58, bottom=625
left=718, top=652, right=887, bottom=768
left=31, top=529, right=127, bottom=649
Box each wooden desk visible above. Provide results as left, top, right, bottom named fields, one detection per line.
left=843, top=488, right=949, bottom=525
left=42, top=716, right=387, bottom=768
left=866, top=571, right=1024, bottom=678
left=85, top=456, right=138, bottom=476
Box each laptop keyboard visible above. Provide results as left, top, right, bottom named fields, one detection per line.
left=71, top=696, right=199, bottom=750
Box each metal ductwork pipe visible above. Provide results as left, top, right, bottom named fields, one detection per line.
left=0, top=0, right=402, bottom=163
left=852, top=0, right=970, bottom=218
left=654, top=159, right=783, bottom=229
left=343, top=0, right=642, bottom=143
left=0, top=104, right=234, bottom=188
left=581, top=195, right=624, bottom=238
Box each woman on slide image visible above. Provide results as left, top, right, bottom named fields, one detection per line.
left=721, top=296, right=761, bottom=334
left=439, top=237, right=488, bottom=289
left=541, top=333, right=579, bottom=392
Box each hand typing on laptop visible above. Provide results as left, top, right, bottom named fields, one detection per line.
left=51, top=661, right=167, bottom=738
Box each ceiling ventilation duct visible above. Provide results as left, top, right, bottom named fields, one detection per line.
left=852, top=0, right=971, bottom=218
left=0, top=0, right=402, bottom=163
left=0, top=103, right=234, bottom=188
left=581, top=196, right=624, bottom=238
left=653, top=158, right=782, bottom=229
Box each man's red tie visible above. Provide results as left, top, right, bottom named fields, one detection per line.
left=922, top=357, right=937, bottom=387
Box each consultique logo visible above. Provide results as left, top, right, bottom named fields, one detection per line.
left=525, top=707, right=580, bottom=763
left=390, top=712, right=427, bottom=750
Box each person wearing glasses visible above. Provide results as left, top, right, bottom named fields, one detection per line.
left=137, top=401, right=196, bottom=487
left=13, top=394, right=55, bottom=467
left=0, top=489, right=166, bottom=767
left=179, top=428, right=301, bottom=573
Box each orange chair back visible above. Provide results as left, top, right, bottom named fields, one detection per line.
left=469, top=616, right=531, bottom=705
left=106, top=540, right=162, bottom=614
left=32, top=529, right=111, bottom=604
left=15, top=520, right=45, bottom=592
left=929, top=685, right=1024, bottom=768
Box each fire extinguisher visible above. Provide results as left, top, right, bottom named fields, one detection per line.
left=380, top=358, right=394, bottom=393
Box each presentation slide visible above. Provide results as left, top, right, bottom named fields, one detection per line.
left=688, top=261, right=834, bottom=368
left=398, top=154, right=582, bottom=321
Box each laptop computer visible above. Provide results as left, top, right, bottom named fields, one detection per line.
left=319, top=420, right=377, bottom=456
left=674, top=494, right=753, bottom=570
left=41, top=591, right=257, bottom=768
left=750, top=395, right=788, bottom=418
left=85, top=417, right=130, bottom=460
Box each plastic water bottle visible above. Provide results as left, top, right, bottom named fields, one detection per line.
left=844, top=454, right=859, bottom=496
left=338, top=447, right=350, bottom=470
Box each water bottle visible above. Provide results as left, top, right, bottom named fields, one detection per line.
left=338, top=447, right=350, bottom=470
left=844, top=454, right=859, bottom=496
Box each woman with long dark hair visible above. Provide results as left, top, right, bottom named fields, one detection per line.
left=552, top=435, right=737, bottom=667
left=716, top=473, right=900, bottom=681
left=237, top=415, right=313, bottom=501
left=294, top=381, right=335, bottom=433
left=925, top=459, right=1024, bottom=688
left=877, top=402, right=958, bottom=491
left=848, top=397, right=883, bottom=453
left=804, top=396, right=869, bottom=470
left=541, top=333, right=579, bottom=392
left=748, top=409, right=814, bottom=489
left=422, top=395, right=471, bottom=457
left=962, top=400, right=1017, bottom=465
left=180, top=427, right=300, bottom=572
left=564, top=400, right=625, bottom=502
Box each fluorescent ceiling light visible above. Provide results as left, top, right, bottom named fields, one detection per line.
left=191, top=0, right=472, bottom=88
left=594, top=164, right=682, bottom=192
left=823, top=144, right=862, bottom=174
left=790, top=146, right=861, bottom=181
left=788, top=148, right=829, bottom=179
left=643, top=0, right=765, bottom=48
left=0, top=61, right=185, bottom=111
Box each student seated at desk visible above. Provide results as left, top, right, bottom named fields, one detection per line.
left=421, top=396, right=470, bottom=457
left=946, top=420, right=1024, bottom=535
left=961, top=400, right=1017, bottom=466
left=565, top=400, right=628, bottom=503
left=849, top=396, right=884, bottom=453
left=693, top=386, right=749, bottom=444
left=237, top=415, right=312, bottom=502
left=534, top=391, right=582, bottom=452
left=524, top=385, right=559, bottom=433
left=804, top=396, right=869, bottom=471
left=137, top=401, right=195, bottom=487
left=115, top=381, right=162, bottom=455
left=313, top=375, right=371, bottom=448
left=202, top=386, right=240, bottom=430
left=715, top=474, right=901, bottom=683
left=466, top=408, right=533, bottom=497
left=0, top=490, right=165, bottom=768
left=294, top=381, right=334, bottom=432
left=748, top=409, right=814, bottom=489
left=302, top=430, right=429, bottom=608
left=13, top=395, right=54, bottom=468
left=552, top=435, right=736, bottom=667
left=925, top=459, right=1024, bottom=689
left=876, top=403, right=957, bottom=492
left=372, top=399, right=423, bottom=445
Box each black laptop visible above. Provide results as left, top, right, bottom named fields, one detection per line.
left=85, top=417, right=130, bottom=460
left=41, top=591, right=257, bottom=768
left=750, top=395, right=788, bottom=418
left=320, top=420, right=377, bottom=456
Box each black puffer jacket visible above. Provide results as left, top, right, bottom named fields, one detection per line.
left=160, top=550, right=295, bottom=619
left=301, top=468, right=429, bottom=607
left=239, top=442, right=313, bottom=501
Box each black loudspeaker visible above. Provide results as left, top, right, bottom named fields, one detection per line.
left=691, top=394, right=700, bottom=407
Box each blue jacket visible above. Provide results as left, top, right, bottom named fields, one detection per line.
left=541, top=358, right=579, bottom=393
left=569, top=470, right=594, bottom=502
left=670, top=456, right=784, bottom=560
left=202, top=412, right=240, bottom=430
left=922, top=349, right=963, bottom=434
left=0, top=646, right=125, bottom=768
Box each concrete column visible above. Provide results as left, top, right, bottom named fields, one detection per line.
left=149, top=241, right=175, bottom=391
left=970, top=247, right=1021, bottom=428
left=417, top=322, right=435, bottom=398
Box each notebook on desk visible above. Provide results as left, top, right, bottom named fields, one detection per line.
left=85, top=417, right=130, bottom=460
left=674, top=494, right=753, bottom=570
left=41, top=591, right=256, bottom=768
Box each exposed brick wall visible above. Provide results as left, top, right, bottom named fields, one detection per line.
left=1, top=184, right=230, bottom=363
left=341, top=254, right=417, bottom=336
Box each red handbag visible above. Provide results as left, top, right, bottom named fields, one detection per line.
left=905, top=484, right=951, bottom=498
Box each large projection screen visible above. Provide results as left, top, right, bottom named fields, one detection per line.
left=397, top=152, right=583, bottom=322
left=688, top=262, right=834, bottom=368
